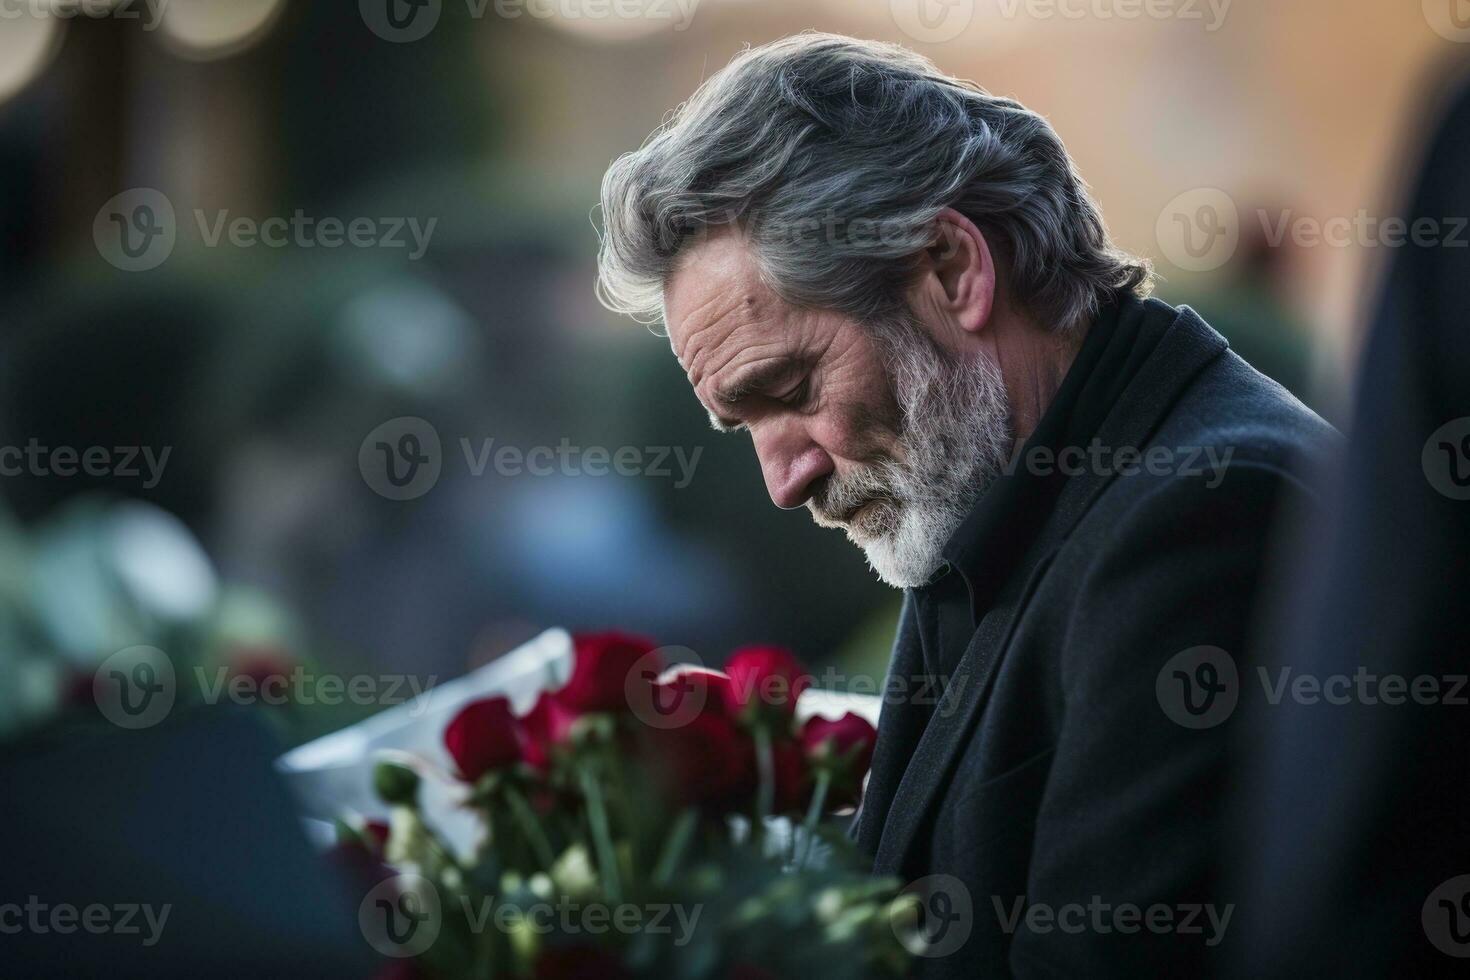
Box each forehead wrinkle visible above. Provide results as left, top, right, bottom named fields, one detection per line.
left=675, top=290, right=749, bottom=385
left=671, top=287, right=734, bottom=365
left=683, top=297, right=771, bottom=399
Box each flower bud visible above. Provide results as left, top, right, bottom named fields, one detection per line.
left=374, top=760, right=421, bottom=806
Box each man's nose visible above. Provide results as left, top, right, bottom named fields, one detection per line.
left=752, top=424, right=834, bottom=510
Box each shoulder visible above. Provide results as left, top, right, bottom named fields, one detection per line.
left=1083, top=318, right=1339, bottom=534
left=1159, top=323, right=1340, bottom=478
left=1049, top=324, right=1340, bottom=614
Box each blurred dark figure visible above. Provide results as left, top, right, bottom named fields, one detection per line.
left=1234, top=67, right=1470, bottom=976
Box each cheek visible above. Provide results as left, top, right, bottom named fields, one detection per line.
left=811, top=321, right=903, bottom=461
left=812, top=390, right=902, bottom=464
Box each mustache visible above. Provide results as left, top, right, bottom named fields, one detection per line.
left=808, top=464, right=900, bottom=526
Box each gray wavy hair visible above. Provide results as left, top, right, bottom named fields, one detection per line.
left=597, top=32, right=1150, bottom=333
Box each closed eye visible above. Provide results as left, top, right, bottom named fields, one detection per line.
left=708, top=412, right=747, bottom=434
left=706, top=359, right=811, bottom=432
left=776, top=377, right=810, bottom=407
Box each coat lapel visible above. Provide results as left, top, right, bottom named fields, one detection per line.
left=868, top=303, right=1229, bottom=875
left=871, top=548, right=1056, bottom=874
left=855, top=594, right=928, bottom=856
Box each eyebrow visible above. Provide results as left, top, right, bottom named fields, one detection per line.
left=713, top=358, right=801, bottom=409
left=706, top=358, right=802, bottom=433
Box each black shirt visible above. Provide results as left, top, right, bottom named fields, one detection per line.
left=914, top=294, right=1167, bottom=684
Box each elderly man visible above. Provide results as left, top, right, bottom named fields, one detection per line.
left=598, top=33, right=1334, bottom=977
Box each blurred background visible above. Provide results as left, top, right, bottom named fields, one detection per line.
left=0, top=0, right=1465, bottom=743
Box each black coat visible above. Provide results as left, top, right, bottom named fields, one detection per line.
left=855, top=301, right=1337, bottom=977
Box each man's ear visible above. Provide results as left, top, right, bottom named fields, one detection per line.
left=918, top=207, right=996, bottom=336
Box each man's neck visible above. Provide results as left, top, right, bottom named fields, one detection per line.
left=988, top=311, right=1089, bottom=445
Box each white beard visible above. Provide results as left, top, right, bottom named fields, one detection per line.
left=808, top=323, right=1013, bottom=589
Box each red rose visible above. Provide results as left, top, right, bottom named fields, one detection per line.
left=644, top=666, right=734, bottom=726
left=444, top=696, right=521, bottom=781
left=800, top=712, right=878, bottom=810
left=556, top=630, right=659, bottom=714
left=518, top=690, right=579, bottom=771
left=771, top=739, right=810, bottom=813
left=724, top=646, right=812, bottom=723
left=645, top=711, right=756, bottom=812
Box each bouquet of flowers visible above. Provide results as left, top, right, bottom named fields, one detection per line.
left=338, top=631, right=919, bottom=978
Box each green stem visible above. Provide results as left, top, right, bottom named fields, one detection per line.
left=652, top=808, right=699, bottom=887
left=753, top=724, right=775, bottom=841
left=502, top=783, right=557, bottom=871
left=797, top=769, right=831, bottom=869
left=580, top=766, right=623, bottom=903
